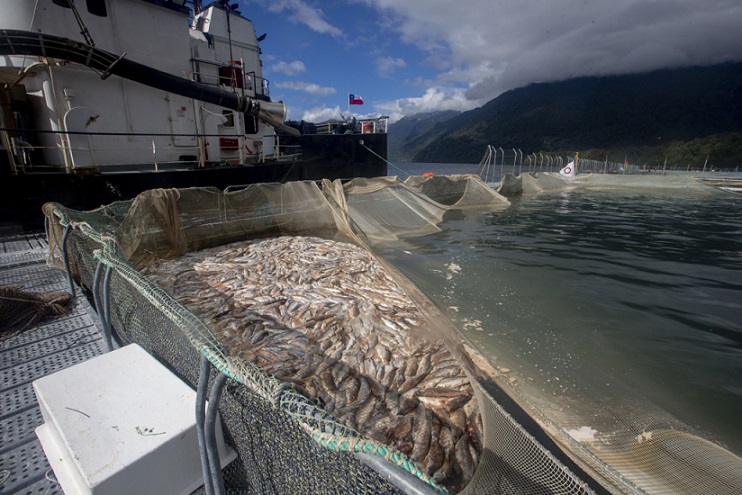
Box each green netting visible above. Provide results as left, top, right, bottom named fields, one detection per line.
left=42, top=174, right=599, bottom=495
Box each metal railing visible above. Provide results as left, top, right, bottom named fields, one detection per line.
left=477, top=145, right=646, bottom=184
left=314, top=117, right=389, bottom=135
left=0, top=127, right=296, bottom=173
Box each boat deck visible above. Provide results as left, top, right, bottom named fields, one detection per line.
left=0, top=233, right=106, bottom=495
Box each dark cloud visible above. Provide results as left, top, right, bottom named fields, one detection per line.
left=363, top=0, right=742, bottom=112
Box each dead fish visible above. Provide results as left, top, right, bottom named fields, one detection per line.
left=319, top=370, right=336, bottom=394
left=444, top=393, right=471, bottom=414
left=144, top=235, right=486, bottom=492
left=354, top=395, right=376, bottom=430
left=356, top=376, right=371, bottom=404
left=392, top=415, right=413, bottom=440
left=367, top=377, right=385, bottom=398
left=416, top=387, right=469, bottom=399
left=423, top=419, right=444, bottom=476
left=398, top=371, right=428, bottom=396
left=411, top=403, right=432, bottom=461
left=432, top=459, right=453, bottom=486
left=450, top=408, right=468, bottom=439
left=370, top=417, right=395, bottom=445
left=454, top=433, right=476, bottom=483
left=343, top=376, right=360, bottom=404
left=433, top=376, right=470, bottom=390
left=467, top=416, right=483, bottom=452
left=332, top=362, right=350, bottom=385
left=380, top=367, right=397, bottom=388
left=397, top=397, right=419, bottom=416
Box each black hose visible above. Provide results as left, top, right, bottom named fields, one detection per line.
left=0, top=29, right=260, bottom=115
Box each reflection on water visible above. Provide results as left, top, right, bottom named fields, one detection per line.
left=375, top=188, right=742, bottom=457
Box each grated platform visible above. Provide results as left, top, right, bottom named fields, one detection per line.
left=1, top=234, right=106, bottom=495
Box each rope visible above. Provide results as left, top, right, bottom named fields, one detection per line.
left=359, top=142, right=411, bottom=178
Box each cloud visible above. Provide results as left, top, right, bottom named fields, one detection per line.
left=258, top=0, right=343, bottom=37
left=376, top=56, right=407, bottom=77
left=359, top=0, right=742, bottom=105
left=270, top=60, right=306, bottom=76
left=298, top=106, right=381, bottom=123
left=275, top=81, right=337, bottom=96
left=301, top=105, right=342, bottom=123
left=376, top=87, right=477, bottom=123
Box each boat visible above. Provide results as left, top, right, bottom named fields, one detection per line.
left=0, top=0, right=388, bottom=232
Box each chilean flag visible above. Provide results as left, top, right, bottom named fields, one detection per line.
left=349, top=94, right=364, bottom=105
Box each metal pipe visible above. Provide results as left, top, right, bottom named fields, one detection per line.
left=61, top=224, right=76, bottom=297
left=205, top=372, right=229, bottom=495
left=102, top=265, right=113, bottom=352
left=196, top=355, right=215, bottom=495
left=0, top=30, right=298, bottom=136
left=518, top=149, right=523, bottom=175
left=92, top=261, right=106, bottom=349
left=354, top=453, right=441, bottom=495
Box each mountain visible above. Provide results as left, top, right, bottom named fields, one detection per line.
left=393, top=63, right=742, bottom=169
left=388, top=111, right=460, bottom=161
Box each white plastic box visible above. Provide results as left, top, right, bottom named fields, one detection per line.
left=33, top=343, right=236, bottom=495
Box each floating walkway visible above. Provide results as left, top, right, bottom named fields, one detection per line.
left=0, top=233, right=106, bottom=495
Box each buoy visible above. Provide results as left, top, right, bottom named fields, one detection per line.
left=423, top=172, right=434, bottom=177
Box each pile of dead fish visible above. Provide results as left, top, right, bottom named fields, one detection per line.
left=141, top=235, right=483, bottom=493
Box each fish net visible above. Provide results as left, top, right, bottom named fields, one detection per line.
left=0, top=284, right=72, bottom=340
left=42, top=174, right=599, bottom=495
left=484, top=171, right=742, bottom=495
left=495, top=170, right=730, bottom=197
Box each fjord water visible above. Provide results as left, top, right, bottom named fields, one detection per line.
left=376, top=173, right=742, bottom=459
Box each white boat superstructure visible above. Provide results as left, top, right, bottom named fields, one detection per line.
left=0, top=0, right=290, bottom=173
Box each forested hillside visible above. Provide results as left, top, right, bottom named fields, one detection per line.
left=389, top=63, right=742, bottom=169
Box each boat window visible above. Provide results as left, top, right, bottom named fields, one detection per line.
left=222, top=110, right=235, bottom=128
left=51, top=0, right=72, bottom=8
left=86, top=0, right=108, bottom=17
left=244, top=115, right=258, bottom=134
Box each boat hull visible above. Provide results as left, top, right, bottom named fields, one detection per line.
left=1, top=133, right=387, bottom=233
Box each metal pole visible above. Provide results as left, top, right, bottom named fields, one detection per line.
left=512, top=148, right=517, bottom=176
left=205, top=372, right=229, bottom=495
left=196, top=356, right=215, bottom=495
left=102, top=266, right=113, bottom=352
left=92, top=262, right=107, bottom=350
left=355, top=453, right=442, bottom=495
left=61, top=224, right=76, bottom=298
left=493, top=147, right=498, bottom=180
left=518, top=149, right=523, bottom=175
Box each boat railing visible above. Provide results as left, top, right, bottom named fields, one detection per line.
left=190, top=59, right=270, bottom=100
left=314, top=117, right=389, bottom=135
left=1, top=128, right=298, bottom=174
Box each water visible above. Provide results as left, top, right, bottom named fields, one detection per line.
left=376, top=164, right=742, bottom=459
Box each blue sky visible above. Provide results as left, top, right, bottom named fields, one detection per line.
left=236, top=0, right=742, bottom=123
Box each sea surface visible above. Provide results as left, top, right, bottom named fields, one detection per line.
left=376, top=163, right=742, bottom=460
